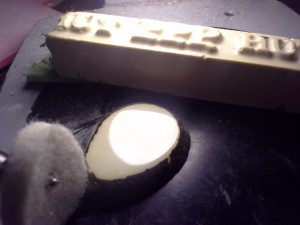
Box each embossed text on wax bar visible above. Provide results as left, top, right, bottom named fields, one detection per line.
left=238, top=34, right=298, bottom=60
left=131, top=22, right=223, bottom=53
left=54, top=12, right=300, bottom=64
left=46, top=12, right=300, bottom=114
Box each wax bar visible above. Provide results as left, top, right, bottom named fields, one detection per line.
left=46, top=12, right=300, bottom=113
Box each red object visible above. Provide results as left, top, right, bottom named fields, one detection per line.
left=0, top=0, right=60, bottom=70
left=0, top=53, right=16, bottom=71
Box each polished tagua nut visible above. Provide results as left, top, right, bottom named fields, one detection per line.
left=83, top=103, right=190, bottom=208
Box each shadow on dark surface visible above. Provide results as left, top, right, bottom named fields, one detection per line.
left=54, top=0, right=105, bottom=12
left=279, top=0, right=300, bottom=14
left=0, top=65, right=10, bottom=91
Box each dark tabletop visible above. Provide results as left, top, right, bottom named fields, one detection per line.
left=0, top=1, right=300, bottom=224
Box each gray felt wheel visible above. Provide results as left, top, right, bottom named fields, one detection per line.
left=1, top=122, right=88, bottom=225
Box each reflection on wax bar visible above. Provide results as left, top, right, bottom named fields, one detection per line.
left=46, top=12, right=300, bottom=113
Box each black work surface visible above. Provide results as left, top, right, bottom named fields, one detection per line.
left=1, top=1, right=300, bottom=224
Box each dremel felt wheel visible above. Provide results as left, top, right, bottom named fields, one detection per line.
left=1, top=122, right=88, bottom=225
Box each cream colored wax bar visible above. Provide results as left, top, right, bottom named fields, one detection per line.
left=46, top=12, right=300, bottom=113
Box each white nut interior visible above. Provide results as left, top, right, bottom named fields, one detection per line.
left=86, top=103, right=180, bottom=180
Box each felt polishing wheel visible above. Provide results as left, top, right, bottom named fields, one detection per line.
left=1, top=122, right=88, bottom=225
left=83, top=103, right=190, bottom=208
